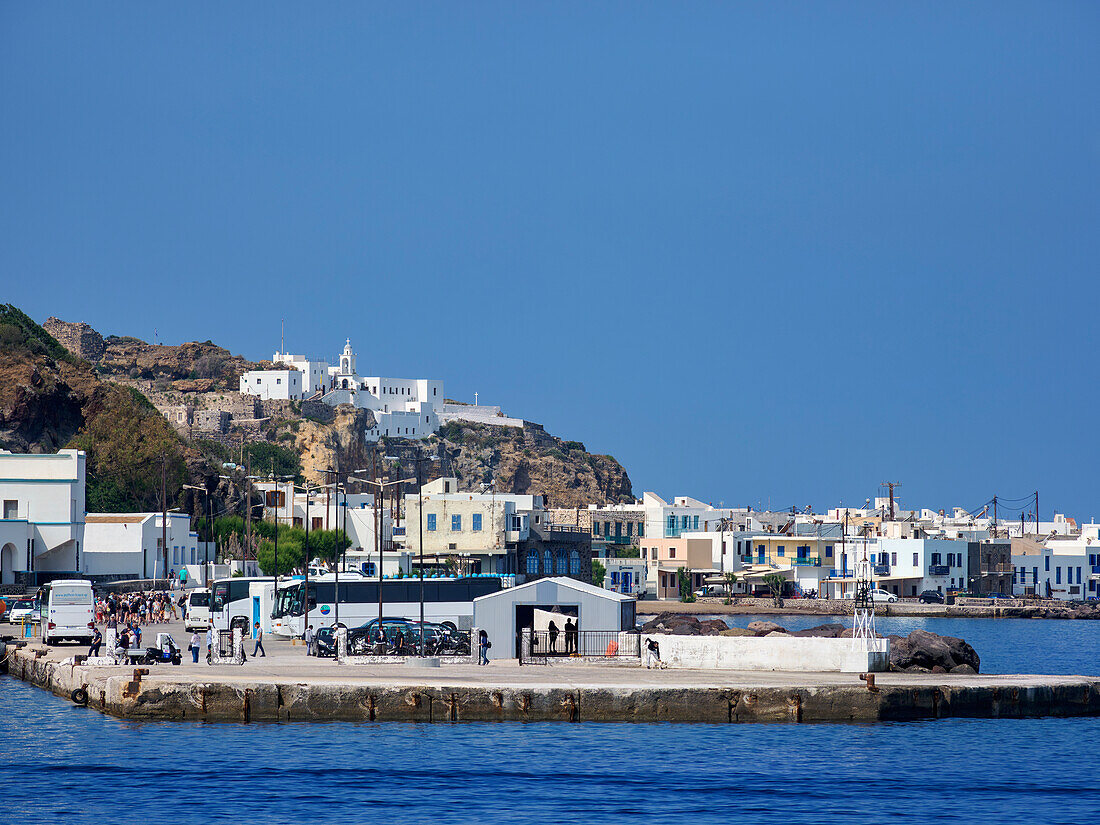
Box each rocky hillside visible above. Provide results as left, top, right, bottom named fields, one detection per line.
left=380, top=420, right=634, bottom=508
left=0, top=306, right=99, bottom=452
left=297, top=405, right=378, bottom=487
left=9, top=309, right=635, bottom=512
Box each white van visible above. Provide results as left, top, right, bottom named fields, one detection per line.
left=42, top=580, right=95, bottom=646
left=185, top=588, right=211, bottom=631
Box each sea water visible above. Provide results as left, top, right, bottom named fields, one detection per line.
left=3, top=617, right=1098, bottom=824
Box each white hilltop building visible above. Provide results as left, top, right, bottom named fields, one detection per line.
left=320, top=339, right=444, bottom=441
left=240, top=338, right=523, bottom=441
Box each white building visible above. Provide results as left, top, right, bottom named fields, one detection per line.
left=1012, top=527, right=1098, bottom=600
left=83, top=512, right=200, bottom=581
left=323, top=340, right=443, bottom=441
left=0, top=449, right=86, bottom=585
left=253, top=481, right=400, bottom=576
left=641, top=492, right=738, bottom=541
left=272, top=351, right=330, bottom=396
left=822, top=537, right=971, bottom=599
left=239, top=368, right=304, bottom=401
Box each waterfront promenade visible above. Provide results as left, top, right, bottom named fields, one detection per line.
left=4, top=618, right=1098, bottom=724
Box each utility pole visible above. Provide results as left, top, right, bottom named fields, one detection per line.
left=992, top=495, right=998, bottom=539
left=303, top=485, right=310, bottom=635
left=882, top=482, right=901, bottom=521
left=374, top=449, right=382, bottom=628
left=417, top=446, right=425, bottom=656
left=161, top=455, right=168, bottom=583
left=245, top=451, right=252, bottom=568
left=1035, top=491, right=1040, bottom=535
left=271, top=459, right=279, bottom=607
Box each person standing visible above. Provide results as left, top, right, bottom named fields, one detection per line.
left=88, top=625, right=102, bottom=658
left=205, top=624, right=214, bottom=662
left=564, top=618, right=577, bottom=654
left=189, top=630, right=201, bottom=663
left=305, top=624, right=315, bottom=657
left=253, top=622, right=266, bottom=657
left=478, top=629, right=490, bottom=666
left=548, top=620, right=559, bottom=653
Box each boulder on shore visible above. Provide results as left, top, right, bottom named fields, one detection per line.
left=888, top=629, right=980, bottom=673
left=746, top=620, right=786, bottom=637
left=790, top=623, right=846, bottom=638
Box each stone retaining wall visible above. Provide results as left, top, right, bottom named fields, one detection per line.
left=8, top=646, right=1100, bottom=724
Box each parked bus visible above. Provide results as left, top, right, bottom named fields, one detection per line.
left=41, top=579, right=95, bottom=646
left=209, top=577, right=274, bottom=634
left=270, top=575, right=504, bottom=638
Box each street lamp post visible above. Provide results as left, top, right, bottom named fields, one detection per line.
left=352, top=465, right=416, bottom=644
left=182, top=484, right=213, bottom=586
left=411, top=448, right=440, bottom=655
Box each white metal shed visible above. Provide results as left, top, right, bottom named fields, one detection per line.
left=473, top=576, right=636, bottom=658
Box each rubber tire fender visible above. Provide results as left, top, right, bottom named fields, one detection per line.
left=70, top=688, right=89, bottom=706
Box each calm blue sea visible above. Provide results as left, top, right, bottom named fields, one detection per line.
left=705, top=614, right=1100, bottom=676
left=3, top=617, right=1099, bottom=824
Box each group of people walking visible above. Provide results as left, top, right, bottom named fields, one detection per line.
left=95, top=590, right=183, bottom=626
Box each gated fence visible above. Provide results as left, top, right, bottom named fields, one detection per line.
left=518, top=629, right=640, bottom=665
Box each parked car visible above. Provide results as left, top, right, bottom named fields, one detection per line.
left=693, top=586, right=724, bottom=597
left=314, top=625, right=343, bottom=658
left=841, top=589, right=899, bottom=602
left=8, top=598, right=38, bottom=623
left=918, top=590, right=945, bottom=604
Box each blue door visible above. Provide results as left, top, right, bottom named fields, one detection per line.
left=252, top=597, right=260, bottom=637
left=622, top=572, right=633, bottom=594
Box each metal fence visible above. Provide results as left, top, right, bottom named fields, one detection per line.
left=519, top=629, right=640, bottom=664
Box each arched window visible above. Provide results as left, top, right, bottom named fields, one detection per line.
left=526, top=549, right=538, bottom=575
left=543, top=550, right=552, bottom=577
left=341, top=379, right=348, bottom=389
left=555, top=552, right=566, bottom=575
left=569, top=550, right=581, bottom=576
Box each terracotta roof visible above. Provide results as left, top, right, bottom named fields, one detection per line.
left=85, top=514, right=150, bottom=524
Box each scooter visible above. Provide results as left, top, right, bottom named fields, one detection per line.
left=142, top=632, right=183, bottom=666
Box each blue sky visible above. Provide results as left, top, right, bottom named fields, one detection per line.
left=2, top=3, right=1098, bottom=519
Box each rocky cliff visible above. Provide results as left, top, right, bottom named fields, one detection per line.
left=98, top=336, right=258, bottom=391
left=7, top=308, right=635, bottom=512
left=379, top=420, right=634, bottom=508
left=0, top=306, right=99, bottom=452
left=297, top=405, right=378, bottom=487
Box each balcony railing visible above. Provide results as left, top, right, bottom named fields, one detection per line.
left=596, top=533, right=639, bottom=545
left=794, top=556, right=821, bottom=567
left=929, top=565, right=949, bottom=576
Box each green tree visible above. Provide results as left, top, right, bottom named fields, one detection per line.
left=763, top=573, right=785, bottom=608
left=69, top=386, right=188, bottom=512
left=257, top=524, right=306, bottom=576
left=243, top=441, right=303, bottom=482
left=677, top=568, right=697, bottom=603
left=591, top=559, right=606, bottom=587
left=724, top=571, right=738, bottom=605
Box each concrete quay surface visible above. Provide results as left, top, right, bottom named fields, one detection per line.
left=4, top=620, right=1098, bottom=724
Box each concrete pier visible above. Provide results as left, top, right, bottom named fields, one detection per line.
left=7, top=644, right=1099, bottom=724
